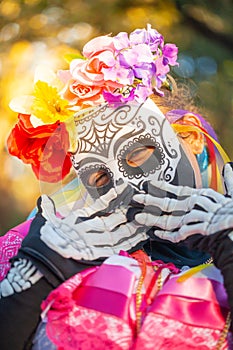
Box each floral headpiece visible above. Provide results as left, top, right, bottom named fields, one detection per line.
left=7, top=24, right=178, bottom=183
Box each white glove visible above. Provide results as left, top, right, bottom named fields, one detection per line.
left=132, top=163, right=233, bottom=243
left=40, top=182, right=148, bottom=260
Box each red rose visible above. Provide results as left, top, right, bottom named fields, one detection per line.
left=7, top=114, right=72, bottom=183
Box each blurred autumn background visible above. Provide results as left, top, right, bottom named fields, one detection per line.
left=0, top=0, right=232, bottom=234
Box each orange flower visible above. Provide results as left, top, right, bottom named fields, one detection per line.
left=7, top=114, right=72, bottom=183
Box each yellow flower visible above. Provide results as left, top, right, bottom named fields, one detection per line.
left=31, top=81, right=73, bottom=124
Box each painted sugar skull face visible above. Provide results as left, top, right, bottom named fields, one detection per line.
left=71, top=99, right=196, bottom=199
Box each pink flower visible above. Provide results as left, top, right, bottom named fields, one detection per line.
left=59, top=47, right=124, bottom=108
left=76, top=36, right=124, bottom=90
left=70, top=55, right=117, bottom=87
left=62, top=79, right=105, bottom=108
left=82, top=35, right=116, bottom=58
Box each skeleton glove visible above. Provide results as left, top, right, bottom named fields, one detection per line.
left=132, top=162, right=233, bottom=243
left=40, top=181, right=148, bottom=261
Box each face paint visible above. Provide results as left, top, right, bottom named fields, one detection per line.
left=71, top=99, right=196, bottom=199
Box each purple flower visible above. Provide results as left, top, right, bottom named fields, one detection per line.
left=163, top=43, right=179, bottom=66
left=118, top=50, right=136, bottom=68
left=118, top=44, right=153, bottom=68
left=103, top=88, right=135, bottom=104
left=146, top=23, right=164, bottom=52
left=129, top=28, right=148, bottom=45
left=129, top=24, right=164, bottom=53
left=102, top=65, right=134, bottom=85
left=153, top=74, right=168, bottom=96
left=133, top=62, right=155, bottom=82
left=154, top=56, right=170, bottom=77
left=134, top=84, right=152, bottom=103
left=113, top=32, right=130, bottom=51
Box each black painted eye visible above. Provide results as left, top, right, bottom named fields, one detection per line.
left=88, top=169, right=111, bottom=187
left=126, top=146, right=156, bottom=168
left=118, top=134, right=165, bottom=180
left=79, top=164, right=114, bottom=199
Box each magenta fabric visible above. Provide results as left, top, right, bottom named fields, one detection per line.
left=0, top=219, right=33, bottom=280
left=159, top=273, right=229, bottom=308
left=42, top=257, right=231, bottom=350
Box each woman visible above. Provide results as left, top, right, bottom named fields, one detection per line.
left=0, top=24, right=232, bottom=349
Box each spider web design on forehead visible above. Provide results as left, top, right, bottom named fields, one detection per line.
left=74, top=103, right=149, bottom=157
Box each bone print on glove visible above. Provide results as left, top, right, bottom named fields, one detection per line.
left=132, top=163, right=233, bottom=243
left=40, top=181, right=148, bottom=261
left=0, top=259, right=42, bottom=297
